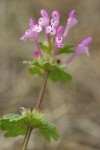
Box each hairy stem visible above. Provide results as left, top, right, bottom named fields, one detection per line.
left=21, top=71, right=49, bottom=150
left=35, top=71, right=49, bottom=110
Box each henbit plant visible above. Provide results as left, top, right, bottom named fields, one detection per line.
left=0, top=9, right=92, bottom=150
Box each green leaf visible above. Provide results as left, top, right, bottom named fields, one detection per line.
left=28, top=67, right=42, bottom=75
left=31, top=60, right=57, bottom=71
left=23, top=59, right=58, bottom=74
left=49, top=69, right=72, bottom=82
left=0, top=109, right=59, bottom=143
left=57, top=44, right=74, bottom=55
left=0, top=114, right=26, bottom=137
left=39, top=125, right=59, bottom=143
left=23, top=59, right=72, bottom=82
left=2, top=114, right=23, bottom=121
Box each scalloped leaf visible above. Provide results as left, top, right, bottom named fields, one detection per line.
left=49, top=68, right=72, bottom=82
left=24, top=59, right=66, bottom=72
left=0, top=114, right=26, bottom=137
left=0, top=110, right=59, bottom=142
left=23, top=59, right=72, bottom=82
left=28, top=67, right=42, bottom=75
left=57, top=44, right=74, bottom=55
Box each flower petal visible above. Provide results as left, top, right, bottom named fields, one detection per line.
left=40, top=10, right=49, bottom=19
left=52, top=11, right=60, bottom=20
left=38, top=17, right=49, bottom=27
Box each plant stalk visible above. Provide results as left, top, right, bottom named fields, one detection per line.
left=35, top=71, right=49, bottom=110
left=22, top=126, right=32, bottom=150
left=21, top=71, right=49, bottom=150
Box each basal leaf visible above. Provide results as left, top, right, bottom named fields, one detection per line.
left=24, top=109, right=60, bottom=142
left=0, top=114, right=26, bottom=137
left=2, top=114, right=23, bottom=121
left=0, top=110, right=59, bottom=142
left=39, top=128, right=51, bottom=142
left=57, top=44, right=74, bottom=55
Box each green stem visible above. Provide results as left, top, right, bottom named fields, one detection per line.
left=22, top=126, right=32, bottom=150
left=21, top=71, right=49, bottom=150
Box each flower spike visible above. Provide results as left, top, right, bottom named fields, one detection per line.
left=20, top=10, right=92, bottom=64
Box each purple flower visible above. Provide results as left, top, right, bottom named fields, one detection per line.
left=30, top=18, right=36, bottom=29
left=38, top=10, right=49, bottom=27
left=51, top=11, right=60, bottom=28
left=34, top=50, right=41, bottom=58
left=55, top=26, right=64, bottom=48
left=33, top=10, right=50, bottom=33
left=20, top=18, right=38, bottom=42
left=45, top=11, right=60, bottom=35
left=52, top=11, right=60, bottom=20
left=41, top=9, right=49, bottom=19
left=25, top=29, right=38, bottom=40
left=66, top=37, right=92, bottom=64
left=76, top=37, right=92, bottom=56
left=20, top=18, right=43, bottom=57
left=20, top=34, right=29, bottom=42
left=63, top=10, right=78, bottom=38
left=45, top=25, right=56, bottom=35
left=38, top=18, right=49, bottom=27
left=52, top=26, right=64, bottom=58
left=33, top=24, right=42, bottom=33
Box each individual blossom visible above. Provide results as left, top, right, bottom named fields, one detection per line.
left=66, top=37, right=92, bottom=64
left=45, top=25, right=56, bottom=35
left=51, top=11, right=60, bottom=28
left=76, top=37, right=92, bottom=56
left=63, top=10, right=78, bottom=38
left=52, top=26, right=64, bottom=58
left=39, top=10, right=50, bottom=27
left=45, top=11, right=60, bottom=35
left=20, top=34, right=29, bottom=42
left=33, top=10, right=50, bottom=33
left=20, top=18, right=43, bottom=57
left=20, top=18, right=38, bottom=42
left=55, top=25, right=64, bottom=48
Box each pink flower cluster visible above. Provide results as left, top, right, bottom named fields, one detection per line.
left=20, top=9, right=92, bottom=64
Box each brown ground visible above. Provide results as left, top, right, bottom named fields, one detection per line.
left=0, top=0, right=100, bottom=149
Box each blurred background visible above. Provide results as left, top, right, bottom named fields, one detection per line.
left=0, top=0, right=100, bottom=149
